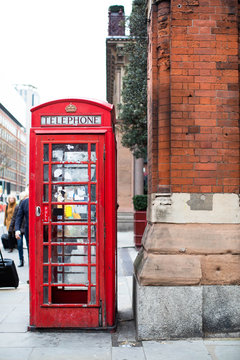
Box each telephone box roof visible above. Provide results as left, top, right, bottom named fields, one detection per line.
left=31, top=98, right=113, bottom=113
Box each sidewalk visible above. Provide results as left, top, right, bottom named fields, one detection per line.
left=0, top=231, right=239, bottom=360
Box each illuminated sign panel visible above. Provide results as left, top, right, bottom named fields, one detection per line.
left=41, top=115, right=101, bottom=126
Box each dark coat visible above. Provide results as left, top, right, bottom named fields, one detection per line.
left=9, top=203, right=25, bottom=234
left=15, top=198, right=29, bottom=242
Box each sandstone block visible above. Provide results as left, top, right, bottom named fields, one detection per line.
left=143, top=223, right=240, bottom=255
left=136, top=252, right=201, bottom=286
left=201, top=255, right=240, bottom=285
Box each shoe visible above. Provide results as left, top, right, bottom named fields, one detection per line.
left=8, top=249, right=13, bottom=253
left=18, top=260, right=24, bottom=267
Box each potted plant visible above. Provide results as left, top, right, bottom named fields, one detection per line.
left=133, top=194, right=147, bottom=248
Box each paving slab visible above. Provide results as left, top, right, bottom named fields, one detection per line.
left=118, top=276, right=133, bottom=319
left=213, top=345, right=240, bottom=360
left=0, top=288, right=27, bottom=304
left=112, top=346, right=146, bottom=360
left=204, top=340, right=240, bottom=360
left=0, top=332, right=61, bottom=348
left=204, top=340, right=240, bottom=346
left=2, top=309, right=29, bottom=324
left=143, top=340, right=212, bottom=360
left=29, top=346, right=111, bottom=360
left=0, top=347, right=32, bottom=360
left=117, top=231, right=134, bottom=248
left=0, top=323, right=28, bottom=333
left=53, top=332, right=112, bottom=348
left=112, top=320, right=137, bottom=344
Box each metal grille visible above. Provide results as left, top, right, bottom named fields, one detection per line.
left=42, top=141, right=99, bottom=307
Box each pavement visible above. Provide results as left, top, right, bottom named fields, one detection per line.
left=0, top=230, right=240, bottom=360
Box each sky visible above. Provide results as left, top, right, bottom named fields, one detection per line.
left=1, top=0, right=133, bottom=105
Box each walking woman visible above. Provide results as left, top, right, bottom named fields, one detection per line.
left=4, top=195, right=17, bottom=252
left=9, top=192, right=27, bottom=266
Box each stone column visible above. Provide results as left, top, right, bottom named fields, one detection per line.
left=134, top=157, right=144, bottom=195
left=134, top=0, right=240, bottom=340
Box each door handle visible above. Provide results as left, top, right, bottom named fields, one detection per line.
left=36, top=206, right=41, bottom=217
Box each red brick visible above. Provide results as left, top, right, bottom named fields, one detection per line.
left=183, top=185, right=201, bottom=193
left=195, top=163, right=217, bottom=170
left=193, top=19, right=216, bottom=27
left=194, top=178, right=217, bottom=185
left=171, top=178, right=194, bottom=185
left=199, top=186, right=212, bottom=193
left=171, top=163, right=193, bottom=170
left=197, top=170, right=217, bottom=178
left=188, top=27, right=199, bottom=34
left=147, top=0, right=239, bottom=195
left=195, top=76, right=217, bottom=83
left=212, top=186, right=223, bottom=192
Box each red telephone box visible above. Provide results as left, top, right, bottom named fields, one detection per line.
left=29, top=99, right=116, bottom=329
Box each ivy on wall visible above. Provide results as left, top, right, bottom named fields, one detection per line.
left=118, top=0, right=147, bottom=159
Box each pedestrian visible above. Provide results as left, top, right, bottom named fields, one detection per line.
left=15, top=196, right=29, bottom=255
left=9, top=192, right=28, bottom=267
left=4, top=195, right=17, bottom=253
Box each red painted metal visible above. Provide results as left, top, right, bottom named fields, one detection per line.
left=29, top=99, right=116, bottom=329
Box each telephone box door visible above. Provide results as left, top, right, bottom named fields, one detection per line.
left=32, top=133, right=105, bottom=328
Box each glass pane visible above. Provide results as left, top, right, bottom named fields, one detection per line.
left=65, top=225, right=88, bottom=237
left=65, top=144, right=88, bottom=162
left=43, top=266, right=48, bottom=283
left=52, top=185, right=89, bottom=202
left=91, top=246, right=96, bottom=263
left=57, top=245, right=63, bottom=254
left=52, top=205, right=64, bottom=222
left=44, top=165, right=49, bottom=181
left=44, top=144, right=49, bottom=161
left=51, top=225, right=89, bottom=243
left=43, top=246, right=48, bottom=263
left=52, top=145, right=64, bottom=162
left=51, top=266, right=88, bottom=285
left=43, top=287, right=49, bottom=304
left=91, top=184, right=96, bottom=202
left=91, top=266, right=96, bottom=285
left=52, top=205, right=88, bottom=222
left=91, top=165, right=96, bottom=181
left=91, top=205, right=96, bottom=222
left=90, top=287, right=96, bottom=305
left=52, top=144, right=88, bottom=162
left=43, top=184, right=49, bottom=202
left=52, top=245, right=88, bottom=264
left=52, top=164, right=88, bottom=182
left=91, top=225, right=96, bottom=243
left=43, top=225, right=49, bottom=242
left=91, top=144, right=96, bottom=162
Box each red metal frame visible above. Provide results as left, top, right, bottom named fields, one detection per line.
left=29, top=99, right=116, bottom=329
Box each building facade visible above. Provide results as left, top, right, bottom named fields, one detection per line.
left=0, top=103, right=26, bottom=197
left=14, top=84, right=40, bottom=184
left=134, top=0, right=240, bottom=339
left=106, top=6, right=135, bottom=229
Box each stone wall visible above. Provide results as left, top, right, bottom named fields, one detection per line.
left=134, top=0, right=240, bottom=340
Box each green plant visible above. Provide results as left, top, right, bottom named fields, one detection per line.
left=118, top=0, right=147, bottom=159
left=109, top=5, right=124, bottom=13
left=132, top=194, right=147, bottom=211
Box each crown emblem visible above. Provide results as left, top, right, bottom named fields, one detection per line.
left=65, top=103, right=77, bottom=113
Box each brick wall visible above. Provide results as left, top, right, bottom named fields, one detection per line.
left=148, top=0, right=240, bottom=194
left=147, top=3, right=159, bottom=194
